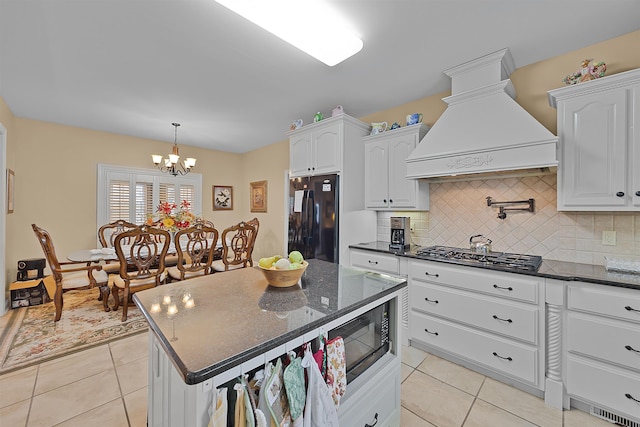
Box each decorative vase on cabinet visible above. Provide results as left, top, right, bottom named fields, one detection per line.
left=548, top=68, right=640, bottom=211
left=363, top=123, right=430, bottom=210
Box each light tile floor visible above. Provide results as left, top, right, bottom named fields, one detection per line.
left=0, top=333, right=617, bottom=426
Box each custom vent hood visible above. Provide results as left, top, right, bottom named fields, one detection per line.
left=406, top=48, right=558, bottom=180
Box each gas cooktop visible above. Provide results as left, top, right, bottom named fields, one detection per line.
left=415, top=245, right=543, bottom=273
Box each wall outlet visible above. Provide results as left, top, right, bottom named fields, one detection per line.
left=602, top=230, right=617, bottom=246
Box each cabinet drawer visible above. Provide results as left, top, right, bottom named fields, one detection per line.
left=568, top=285, right=640, bottom=324
left=339, top=358, right=399, bottom=427
left=351, top=250, right=399, bottom=275
left=410, top=261, right=540, bottom=304
left=410, top=282, right=538, bottom=344
left=567, top=356, right=640, bottom=422
left=568, top=312, right=640, bottom=373
left=410, top=311, right=539, bottom=386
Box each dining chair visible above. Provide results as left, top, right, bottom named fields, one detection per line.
left=168, top=223, right=219, bottom=282
left=32, top=224, right=110, bottom=322
left=112, top=224, right=170, bottom=321
left=245, top=217, right=260, bottom=267
left=211, top=221, right=256, bottom=272
left=97, top=220, right=139, bottom=274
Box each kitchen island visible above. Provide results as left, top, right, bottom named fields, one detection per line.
left=134, top=259, right=406, bottom=427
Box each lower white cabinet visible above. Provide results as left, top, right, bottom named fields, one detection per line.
left=565, top=283, right=640, bottom=423
left=338, top=352, right=400, bottom=427
left=408, top=260, right=545, bottom=390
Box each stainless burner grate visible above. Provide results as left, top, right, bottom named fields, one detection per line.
left=415, top=246, right=542, bottom=272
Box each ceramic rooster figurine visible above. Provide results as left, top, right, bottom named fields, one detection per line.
left=563, top=58, right=607, bottom=85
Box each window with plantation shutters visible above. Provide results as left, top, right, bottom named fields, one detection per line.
left=97, top=164, right=202, bottom=245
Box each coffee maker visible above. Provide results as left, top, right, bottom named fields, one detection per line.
left=389, top=217, right=410, bottom=251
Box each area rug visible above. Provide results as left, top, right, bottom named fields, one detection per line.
left=0, top=288, right=148, bottom=374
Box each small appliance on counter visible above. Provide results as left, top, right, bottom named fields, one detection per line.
left=389, top=216, right=410, bottom=251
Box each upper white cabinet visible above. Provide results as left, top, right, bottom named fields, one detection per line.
left=288, top=114, right=370, bottom=177
left=363, top=124, right=430, bottom=210
left=548, top=69, right=640, bottom=211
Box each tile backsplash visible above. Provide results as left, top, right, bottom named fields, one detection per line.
left=377, top=175, right=640, bottom=265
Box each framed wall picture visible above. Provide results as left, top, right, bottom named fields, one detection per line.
left=250, top=180, right=267, bottom=213
left=7, top=169, right=14, bottom=214
left=212, top=185, right=233, bottom=210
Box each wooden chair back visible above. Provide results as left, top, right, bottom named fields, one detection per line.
left=218, top=221, right=256, bottom=271
left=113, top=224, right=170, bottom=283
left=112, top=225, right=170, bottom=321
left=32, top=224, right=63, bottom=282
left=171, top=223, right=219, bottom=281
left=98, top=220, right=138, bottom=248
left=245, top=217, right=260, bottom=266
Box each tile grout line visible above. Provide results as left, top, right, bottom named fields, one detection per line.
left=108, top=340, right=133, bottom=427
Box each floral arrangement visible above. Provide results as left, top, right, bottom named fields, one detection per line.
left=563, top=58, right=606, bottom=85
left=147, top=200, right=199, bottom=232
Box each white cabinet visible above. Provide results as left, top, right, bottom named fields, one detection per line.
left=548, top=68, right=640, bottom=211
left=288, top=114, right=370, bottom=177
left=363, top=124, right=430, bottom=210
left=408, top=260, right=545, bottom=390
left=350, top=249, right=400, bottom=276
left=564, top=283, right=640, bottom=423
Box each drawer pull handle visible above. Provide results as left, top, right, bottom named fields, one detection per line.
left=493, top=284, right=513, bottom=291
left=625, top=345, right=640, bottom=353
left=492, top=352, right=512, bottom=361
left=424, top=328, right=439, bottom=336
left=365, top=412, right=379, bottom=427
left=425, top=297, right=439, bottom=304
left=625, top=306, right=640, bottom=312
left=616, top=191, right=625, bottom=197
left=492, top=315, right=513, bottom=323
left=368, top=260, right=379, bottom=265
left=425, top=272, right=440, bottom=278
left=625, top=393, right=640, bottom=403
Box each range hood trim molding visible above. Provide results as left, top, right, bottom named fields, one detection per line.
left=406, top=47, right=558, bottom=181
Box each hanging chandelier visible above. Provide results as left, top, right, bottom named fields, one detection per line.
left=152, top=123, right=197, bottom=176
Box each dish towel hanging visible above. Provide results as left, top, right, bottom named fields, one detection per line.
left=283, top=351, right=306, bottom=425
left=208, top=387, right=228, bottom=427
left=301, top=346, right=339, bottom=427
left=325, top=336, right=347, bottom=408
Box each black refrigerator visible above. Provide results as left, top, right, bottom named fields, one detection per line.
left=288, top=174, right=339, bottom=263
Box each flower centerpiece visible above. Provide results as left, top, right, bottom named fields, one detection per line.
left=147, top=200, right=200, bottom=232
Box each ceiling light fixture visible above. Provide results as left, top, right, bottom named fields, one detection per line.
left=152, top=123, right=197, bottom=176
left=214, top=0, right=363, bottom=66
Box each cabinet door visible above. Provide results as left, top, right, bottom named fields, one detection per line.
left=290, top=131, right=312, bottom=176
left=388, top=134, right=418, bottom=208
left=364, top=140, right=390, bottom=208
left=559, top=89, right=628, bottom=209
left=312, top=124, right=341, bottom=174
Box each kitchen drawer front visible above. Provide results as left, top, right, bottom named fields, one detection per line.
left=410, top=282, right=538, bottom=344
left=568, top=285, right=640, bottom=324
left=409, top=261, right=539, bottom=304
left=568, top=312, right=640, bottom=373
left=351, top=250, right=400, bottom=275
left=410, top=311, right=539, bottom=386
left=567, top=356, right=640, bottom=422
left=339, top=358, right=399, bottom=427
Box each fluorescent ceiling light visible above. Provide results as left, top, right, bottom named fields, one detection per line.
left=215, top=0, right=363, bottom=66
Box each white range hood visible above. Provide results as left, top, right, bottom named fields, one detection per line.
left=406, top=48, right=558, bottom=180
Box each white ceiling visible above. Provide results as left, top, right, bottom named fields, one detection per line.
left=1, top=1, right=639, bottom=154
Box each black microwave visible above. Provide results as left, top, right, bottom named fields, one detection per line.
left=328, top=300, right=390, bottom=383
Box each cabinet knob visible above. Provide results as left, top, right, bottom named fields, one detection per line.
left=389, top=199, right=393, bottom=204
left=383, top=199, right=387, bottom=203
left=636, top=191, right=640, bottom=197
left=307, top=167, right=311, bottom=171
left=616, top=191, right=625, bottom=197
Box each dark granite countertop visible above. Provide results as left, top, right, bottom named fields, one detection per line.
left=350, top=241, right=640, bottom=290
left=133, top=259, right=406, bottom=385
